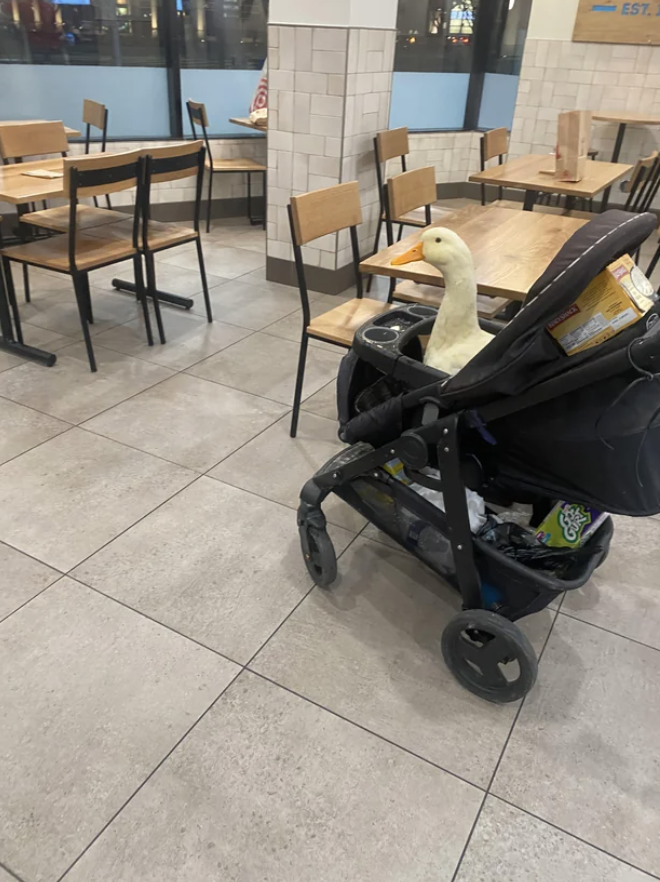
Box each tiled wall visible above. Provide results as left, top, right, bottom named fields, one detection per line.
left=403, top=131, right=481, bottom=186
left=0, top=137, right=267, bottom=217
left=511, top=39, right=660, bottom=170
left=267, top=23, right=395, bottom=272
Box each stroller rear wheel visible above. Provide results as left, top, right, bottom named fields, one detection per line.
left=442, top=610, right=538, bottom=704
left=300, top=525, right=337, bottom=588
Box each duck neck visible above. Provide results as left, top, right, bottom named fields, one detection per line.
left=431, top=261, right=480, bottom=341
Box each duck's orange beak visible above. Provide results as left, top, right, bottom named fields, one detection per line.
left=391, top=240, right=425, bottom=266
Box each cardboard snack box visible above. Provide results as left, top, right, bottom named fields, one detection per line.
left=547, top=254, right=656, bottom=356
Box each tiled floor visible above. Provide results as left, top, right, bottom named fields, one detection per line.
left=1, top=209, right=660, bottom=882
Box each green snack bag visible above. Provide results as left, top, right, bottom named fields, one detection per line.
left=535, top=502, right=607, bottom=549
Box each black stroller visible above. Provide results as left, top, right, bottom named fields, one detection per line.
left=297, top=210, right=660, bottom=703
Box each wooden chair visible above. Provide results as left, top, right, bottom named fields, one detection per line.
left=385, top=167, right=512, bottom=320
left=187, top=99, right=267, bottom=233
left=369, top=127, right=452, bottom=290
left=83, top=99, right=113, bottom=210
left=479, top=128, right=509, bottom=206
left=0, top=149, right=150, bottom=372
left=87, top=141, right=212, bottom=345
left=288, top=181, right=394, bottom=437
left=568, top=151, right=660, bottom=219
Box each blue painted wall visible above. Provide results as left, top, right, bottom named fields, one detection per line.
left=0, top=65, right=170, bottom=138
left=478, top=73, right=520, bottom=131
left=390, top=72, right=470, bottom=131
left=181, top=69, right=263, bottom=136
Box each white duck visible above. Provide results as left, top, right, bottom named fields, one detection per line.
left=392, top=227, right=493, bottom=376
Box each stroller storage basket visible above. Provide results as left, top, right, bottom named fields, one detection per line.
left=334, top=469, right=613, bottom=621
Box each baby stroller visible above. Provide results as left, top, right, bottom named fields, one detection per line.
left=297, top=210, right=660, bottom=703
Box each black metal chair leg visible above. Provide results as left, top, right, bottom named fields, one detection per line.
left=72, top=273, right=97, bottom=372
left=22, top=263, right=30, bottom=303
left=397, top=224, right=404, bottom=242
left=81, top=273, right=94, bottom=324
left=366, top=216, right=383, bottom=294
left=3, top=258, right=23, bottom=344
left=647, top=242, right=660, bottom=281
left=133, top=255, right=154, bottom=347
left=206, top=170, right=213, bottom=234
left=247, top=172, right=252, bottom=224
left=145, top=253, right=166, bottom=344
left=195, top=238, right=213, bottom=322
left=290, top=334, right=309, bottom=438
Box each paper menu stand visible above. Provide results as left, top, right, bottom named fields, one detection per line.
left=555, top=110, right=593, bottom=183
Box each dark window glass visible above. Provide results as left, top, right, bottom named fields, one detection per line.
left=485, top=0, right=533, bottom=75
left=0, top=0, right=167, bottom=65
left=178, top=0, right=267, bottom=69
left=395, top=0, right=481, bottom=74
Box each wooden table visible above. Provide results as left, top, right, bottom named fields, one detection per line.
left=0, top=120, right=81, bottom=139
left=359, top=204, right=587, bottom=302
left=229, top=117, right=267, bottom=133
left=592, top=111, right=660, bottom=209
left=469, top=154, right=632, bottom=212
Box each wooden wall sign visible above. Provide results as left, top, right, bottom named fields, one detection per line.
left=573, top=0, right=660, bottom=44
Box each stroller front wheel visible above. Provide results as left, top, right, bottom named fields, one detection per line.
left=442, top=609, right=538, bottom=704
left=300, top=525, right=337, bottom=588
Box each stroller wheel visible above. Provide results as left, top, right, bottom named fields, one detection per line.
left=300, top=525, right=337, bottom=588
left=442, top=610, right=538, bottom=704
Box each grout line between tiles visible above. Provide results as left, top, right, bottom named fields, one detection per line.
left=0, top=859, right=27, bottom=882
left=555, top=608, right=660, bottom=655
left=490, top=794, right=660, bottom=882
left=0, top=575, right=66, bottom=628
left=55, top=665, right=246, bottom=882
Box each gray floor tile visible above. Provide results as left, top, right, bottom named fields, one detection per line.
left=0, top=865, right=18, bottom=882
left=0, top=398, right=69, bottom=466
left=561, top=516, right=660, bottom=649
left=0, top=429, right=193, bottom=571
left=160, top=244, right=265, bottom=279
left=252, top=537, right=553, bottom=787
left=0, top=543, right=61, bottom=622
left=190, top=278, right=300, bottom=330
left=237, top=265, right=323, bottom=298
left=0, top=343, right=173, bottom=424
left=0, top=352, right=22, bottom=373
left=83, top=374, right=287, bottom=473
left=493, top=614, right=660, bottom=876
left=18, top=323, right=77, bottom=353
left=63, top=671, right=482, bottom=882
left=0, top=577, right=238, bottom=882
left=92, top=312, right=251, bottom=372
left=455, top=797, right=653, bottom=882
left=22, top=287, right=141, bottom=340
left=73, top=477, right=354, bottom=663
left=210, top=411, right=366, bottom=532
left=187, top=332, right=341, bottom=406
left=302, top=379, right=338, bottom=420
left=10, top=265, right=74, bottom=298
left=211, top=228, right=266, bottom=253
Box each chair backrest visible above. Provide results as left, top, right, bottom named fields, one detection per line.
left=624, top=151, right=660, bottom=212
left=0, top=121, right=69, bottom=163
left=63, top=149, right=143, bottom=270
left=82, top=99, right=109, bottom=154
left=288, top=182, right=364, bottom=317
left=386, top=166, right=436, bottom=224
left=187, top=100, right=213, bottom=158
left=376, top=127, right=410, bottom=164
left=480, top=127, right=508, bottom=204
left=290, top=180, right=362, bottom=246
left=142, top=140, right=206, bottom=238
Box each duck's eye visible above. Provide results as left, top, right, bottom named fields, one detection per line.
left=435, top=237, right=442, bottom=243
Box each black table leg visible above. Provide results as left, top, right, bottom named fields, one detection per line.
left=111, top=278, right=194, bottom=310
left=601, top=122, right=626, bottom=212
left=0, top=266, right=56, bottom=366
left=523, top=189, right=538, bottom=211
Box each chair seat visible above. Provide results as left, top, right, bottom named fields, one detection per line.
left=307, top=298, right=396, bottom=347
left=88, top=219, right=198, bottom=251
left=207, top=157, right=267, bottom=173
left=1, top=232, right=137, bottom=272
left=394, top=279, right=511, bottom=320
left=391, top=202, right=454, bottom=227
left=20, top=204, right=128, bottom=234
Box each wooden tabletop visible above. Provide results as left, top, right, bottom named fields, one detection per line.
left=592, top=111, right=660, bottom=127
left=229, top=117, right=267, bottom=133
left=0, top=157, right=66, bottom=204
left=359, top=204, right=587, bottom=302
left=0, top=120, right=81, bottom=138
left=468, top=153, right=632, bottom=199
